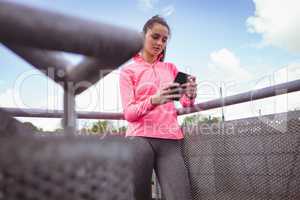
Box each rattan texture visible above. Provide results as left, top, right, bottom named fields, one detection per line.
left=0, top=135, right=134, bottom=200
left=182, top=111, right=300, bottom=200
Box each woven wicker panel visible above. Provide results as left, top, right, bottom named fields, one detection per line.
left=0, top=135, right=134, bottom=200
left=182, top=110, right=300, bottom=200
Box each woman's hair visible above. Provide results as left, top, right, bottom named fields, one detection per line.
left=142, top=15, right=170, bottom=62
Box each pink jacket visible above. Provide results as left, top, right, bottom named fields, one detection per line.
left=119, top=54, right=195, bottom=139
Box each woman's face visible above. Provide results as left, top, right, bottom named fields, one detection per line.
left=143, top=23, right=169, bottom=58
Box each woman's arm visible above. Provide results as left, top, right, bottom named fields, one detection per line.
left=119, top=68, right=156, bottom=122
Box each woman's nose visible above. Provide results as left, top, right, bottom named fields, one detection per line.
left=156, top=39, right=164, bottom=46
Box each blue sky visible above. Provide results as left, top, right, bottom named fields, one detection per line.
left=1, top=0, right=300, bottom=130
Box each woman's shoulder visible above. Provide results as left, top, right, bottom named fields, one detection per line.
left=120, top=60, right=136, bottom=73
left=163, top=61, right=179, bottom=74
left=163, top=61, right=177, bottom=68
left=120, top=59, right=136, bottom=70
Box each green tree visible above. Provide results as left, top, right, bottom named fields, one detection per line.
left=182, top=114, right=201, bottom=126
left=181, top=114, right=220, bottom=126
left=114, top=126, right=127, bottom=135
left=23, top=122, right=43, bottom=132
left=117, top=126, right=127, bottom=133
left=89, top=120, right=114, bottom=134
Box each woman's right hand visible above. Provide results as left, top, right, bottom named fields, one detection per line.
left=150, top=83, right=183, bottom=105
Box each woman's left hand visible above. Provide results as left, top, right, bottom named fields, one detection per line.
left=181, top=76, right=197, bottom=99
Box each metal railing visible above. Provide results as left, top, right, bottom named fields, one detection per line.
left=1, top=2, right=300, bottom=200
left=3, top=78, right=300, bottom=120
left=0, top=0, right=142, bottom=135
left=1, top=0, right=300, bottom=132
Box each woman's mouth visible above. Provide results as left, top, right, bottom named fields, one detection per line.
left=153, top=47, right=161, bottom=52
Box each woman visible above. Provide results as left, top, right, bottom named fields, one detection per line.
left=119, top=15, right=197, bottom=200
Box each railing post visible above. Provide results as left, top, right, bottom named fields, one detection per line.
left=63, top=82, right=77, bottom=136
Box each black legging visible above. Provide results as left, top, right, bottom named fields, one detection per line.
left=127, top=136, right=192, bottom=200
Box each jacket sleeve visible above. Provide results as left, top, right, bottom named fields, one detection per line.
left=119, top=68, right=156, bottom=122
left=180, top=94, right=195, bottom=107
left=168, top=63, right=195, bottom=107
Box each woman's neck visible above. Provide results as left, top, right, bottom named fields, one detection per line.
left=141, top=50, right=157, bottom=64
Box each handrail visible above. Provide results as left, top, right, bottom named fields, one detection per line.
left=0, top=1, right=142, bottom=65
left=3, top=108, right=124, bottom=120
left=177, top=78, right=300, bottom=115
left=3, top=79, right=300, bottom=119
left=0, top=0, right=143, bottom=93
left=0, top=0, right=143, bottom=134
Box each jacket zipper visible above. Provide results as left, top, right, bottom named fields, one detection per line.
left=151, top=61, right=160, bottom=88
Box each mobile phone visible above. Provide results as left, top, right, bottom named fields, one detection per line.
left=174, top=71, right=190, bottom=85
left=172, top=72, right=191, bottom=100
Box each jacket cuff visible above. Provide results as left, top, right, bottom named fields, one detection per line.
left=180, top=94, right=195, bottom=107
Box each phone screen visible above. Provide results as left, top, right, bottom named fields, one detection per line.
left=172, top=72, right=191, bottom=100
left=174, top=72, right=189, bottom=85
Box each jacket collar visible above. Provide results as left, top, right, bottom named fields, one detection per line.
left=133, top=53, right=163, bottom=65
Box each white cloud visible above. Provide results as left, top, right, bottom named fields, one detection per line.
left=76, top=69, right=125, bottom=130
left=2, top=68, right=63, bottom=110
left=208, top=48, right=253, bottom=82
left=224, top=62, right=300, bottom=120
left=137, top=0, right=175, bottom=16
left=162, top=5, right=175, bottom=16
left=0, top=87, right=62, bottom=131
left=247, top=0, right=300, bottom=53
left=273, top=63, right=300, bottom=111
left=193, top=60, right=300, bottom=122
left=98, top=70, right=123, bottom=112
left=76, top=69, right=122, bottom=112
left=251, top=62, right=300, bottom=90
left=17, top=117, right=62, bottom=132
left=137, top=0, right=158, bottom=11
left=0, top=88, right=18, bottom=108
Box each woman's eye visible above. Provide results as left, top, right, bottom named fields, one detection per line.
left=152, top=35, right=159, bottom=40
left=151, top=34, right=168, bottom=43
